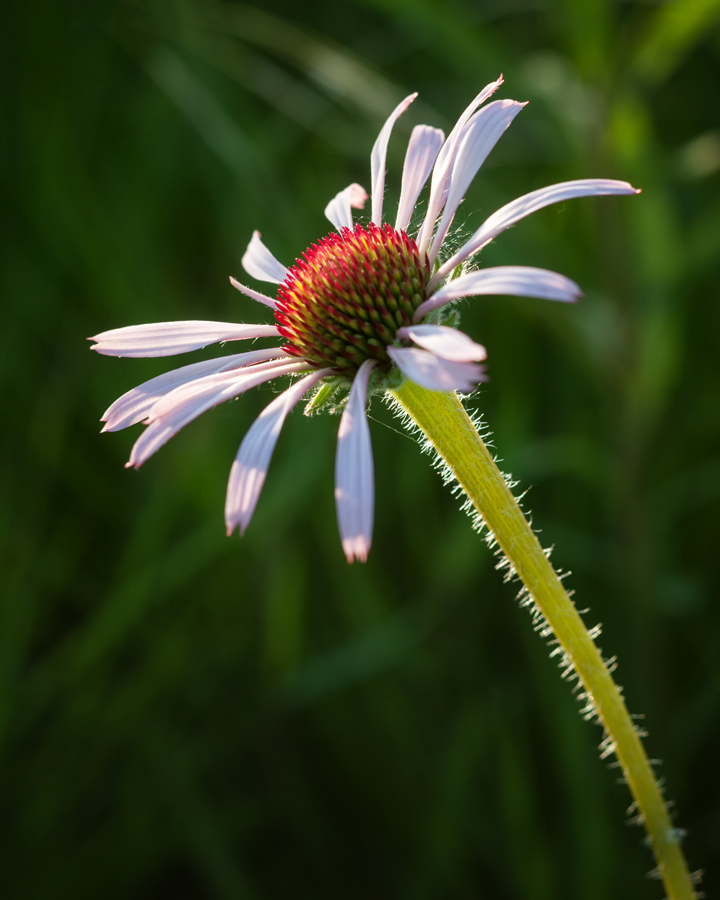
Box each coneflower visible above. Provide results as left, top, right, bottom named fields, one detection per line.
left=90, top=76, right=636, bottom=562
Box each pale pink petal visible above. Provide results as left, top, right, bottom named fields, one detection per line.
left=431, top=179, right=640, bottom=286
left=335, top=360, right=376, bottom=564
left=417, top=75, right=504, bottom=255
left=324, top=183, right=369, bottom=232
left=145, top=357, right=296, bottom=422
left=241, top=230, right=289, bottom=283
left=101, top=348, right=289, bottom=432
left=428, top=100, right=526, bottom=263
left=371, top=93, right=417, bottom=226
left=388, top=346, right=486, bottom=393
left=229, top=277, right=277, bottom=310
left=415, top=266, right=582, bottom=322
left=395, top=125, right=444, bottom=232
left=396, top=325, right=487, bottom=362
left=126, top=360, right=310, bottom=469
left=225, top=369, right=331, bottom=536
left=88, top=321, right=280, bottom=358
left=433, top=76, right=505, bottom=180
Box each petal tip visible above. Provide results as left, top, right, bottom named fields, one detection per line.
left=343, top=543, right=370, bottom=564
left=350, top=183, right=369, bottom=209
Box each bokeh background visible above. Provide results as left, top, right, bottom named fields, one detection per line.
left=3, top=0, right=720, bottom=897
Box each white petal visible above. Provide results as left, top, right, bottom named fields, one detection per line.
left=432, top=76, right=505, bottom=180
left=415, top=266, right=582, bottom=322
left=324, top=182, right=368, bottom=232
left=101, top=348, right=289, bottom=432
left=335, top=360, right=375, bottom=564
left=395, top=125, right=444, bottom=232
left=396, top=325, right=487, bottom=362
left=428, top=100, right=526, bottom=263
left=229, top=277, right=277, bottom=309
left=371, top=93, right=417, bottom=226
left=431, top=179, right=640, bottom=286
left=126, top=360, right=310, bottom=469
left=241, top=230, right=289, bottom=283
left=225, top=369, right=330, bottom=536
left=387, top=346, right=486, bottom=393
left=417, top=75, right=504, bottom=255
left=88, top=321, right=280, bottom=357
left=145, top=357, right=296, bottom=422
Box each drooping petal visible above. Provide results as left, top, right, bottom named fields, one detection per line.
left=428, top=100, right=526, bottom=263
left=431, top=179, right=640, bottom=286
left=432, top=76, right=505, bottom=183
left=229, top=277, right=277, bottom=309
left=88, top=321, right=280, bottom=358
left=101, top=348, right=289, bottom=432
left=396, top=325, right=487, bottom=362
left=371, top=93, right=417, bottom=226
left=417, top=75, right=504, bottom=255
left=126, top=360, right=310, bottom=469
left=415, top=266, right=582, bottom=322
left=145, top=358, right=294, bottom=422
left=387, top=346, right=486, bottom=393
left=225, top=369, right=330, bottom=536
left=241, top=230, right=289, bottom=283
left=335, top=359, right=375, bottom=564
left=324, top=183, right=369, bottom=232
left=395, top=125, right=444, bottom=232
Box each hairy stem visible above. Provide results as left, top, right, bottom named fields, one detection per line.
left=390, top=380, right=696, bottom=900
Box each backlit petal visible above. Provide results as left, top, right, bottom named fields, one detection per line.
left=416, top=266, right=582, bottom=322
left=335, top=360, right=375, bottom=564
left=225, top=369, right=330, bottom=536
left=396, top=325, right=486, bottom=362
left=102, top=348, right=289, bottom=432
left=428, top=100, right=525, bottom=263
left=371, top=93, right=417, bottom=226
left=241, top=230, right=289, bottom=283
left=89, top=321, right=279, bottom=357
left=395, top=125, right=444, bottom=232
left=229, top=277, right=277, bottom=309
left=417, top=75, right=503, bottom=255
left=126, top=360, right=309, bottom=469
left=432, top=179, right=640, bottom=286
left=325, top=183, right=369, bottom=232
left=388, top=346, right=486, bottom=393
left=145, top=358, right=294, bottom=422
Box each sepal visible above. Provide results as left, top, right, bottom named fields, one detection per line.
left=303, top=377, right=350, bottom=416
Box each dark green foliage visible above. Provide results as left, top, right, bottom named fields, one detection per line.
left=2, top=0, right=720, bottom=897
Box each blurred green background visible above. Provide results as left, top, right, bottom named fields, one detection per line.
left=3, top=0, right=720, bottom=897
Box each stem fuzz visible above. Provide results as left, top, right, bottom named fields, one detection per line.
left=391, top=380, right=696, bottom=900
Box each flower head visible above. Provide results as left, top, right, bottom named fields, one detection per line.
left=276, top=223, right=429, bottom=372
left=90, top=76, right=638, bottom=562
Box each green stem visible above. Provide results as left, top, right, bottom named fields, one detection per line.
left=390, top=380, right=696, bottom=900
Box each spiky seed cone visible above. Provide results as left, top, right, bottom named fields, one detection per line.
left=275, top=223, right=430, bottom=372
